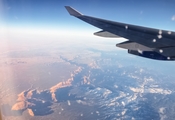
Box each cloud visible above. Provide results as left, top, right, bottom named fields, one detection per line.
left=171, top=15, right=175, bottom=21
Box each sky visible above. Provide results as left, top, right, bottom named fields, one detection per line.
left=1, top=0, right=175, bottom=31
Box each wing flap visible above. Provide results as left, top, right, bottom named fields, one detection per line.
left=94, top=30, right=122, bottom=38
left=116, top=41, right=153, bottom=51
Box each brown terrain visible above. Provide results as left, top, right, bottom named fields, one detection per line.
left=0, top=34, right=105, bottom=120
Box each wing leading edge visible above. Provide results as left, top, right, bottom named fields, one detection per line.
left=65, top=6, right=175, bottom=61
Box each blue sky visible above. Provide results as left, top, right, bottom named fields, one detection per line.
left=1, top=0, right=175, bottom=31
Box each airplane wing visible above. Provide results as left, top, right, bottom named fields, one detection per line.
left=65, top=6, right=175, bottom=61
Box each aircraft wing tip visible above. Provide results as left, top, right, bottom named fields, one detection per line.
left=65, top=6, right=83, bottom=16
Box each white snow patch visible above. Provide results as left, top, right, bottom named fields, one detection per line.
left=67, top=100, right=71, bottom=106
left=128, top=74, right=140, bottom=80
left=132, top=117, right=135, bottom=120
left=130, top=87, right=143, bottom=93
left=159, top=107, right=167, bottom=120
left=159, top=107, right=165, bottom=114
left=131, top=93, right=138, bottom=101
left=130, top=86, right=172, bottom=95
left=114, top=85, right=118, bottom=88
left=103, top=89, right=112, bottom=98
left=144, top=77, right=154, bottom=82
left=96, top=111, right=99, bottom=114
left=122, top=71, right=126, bottom=75
left=133, top=107, right=140, bottom=111
left=76, top=100, right=89, bottom=105
left=139, top=68, right=144, bottom=73
left=108, top=102, right=116, bottom=106
left=150, top=84, right=159, bottom=87
left=96, top=87, right=101, bottom=91
left=121, top=101, right=125, bottom=106
left=148, top=88, right=172, bottom=94
left=121, top=109, right=127, bottom=115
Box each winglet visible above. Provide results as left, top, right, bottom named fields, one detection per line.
left=65, top=6, right=83, bottom=17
